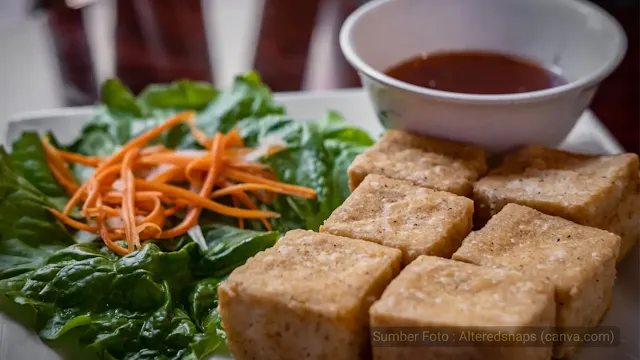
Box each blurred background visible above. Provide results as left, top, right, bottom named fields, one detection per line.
left=0, top=0, right=637, bottom=152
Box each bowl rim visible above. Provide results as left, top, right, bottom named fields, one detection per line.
left=339, top=0, right=628, bottom=104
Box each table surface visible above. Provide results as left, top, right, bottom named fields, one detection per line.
left=6, top=0, right=639, bottom=152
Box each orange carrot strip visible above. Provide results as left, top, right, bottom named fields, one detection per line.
left=139, top=196, right=164, bottom=225
left=199, top=133, right=225, bottom=198
left=49, top=165, right=79, bottom=194
left=160, top=209, right=200, bottom=239
left=224, top=168, right=316, bottom=198
left=49, top=208, right=98, bottom=232
left=41, top=137, right=76, bottom=183
left=135, top=179, right=279, bottom=219
left=210, top=182, right=314, bottom=199
left=184, top=157, right=206, bottom=184
left=188, top=122, right=212, bottom=148
left=85, top=205, right=121, bottom=217
left=138, top=153, right=197, bottom=167
left=102, top=191, right=164, bottom=204
left=82, top=179, right=101, bottom=223
left=231, top=196, right=245, bottom=229
left=225, top=147, right=254, bottom=159
left=230, top=188, right=272, bottom=231
left=106, top=111, right=194, bottom=167
left=225, top=129, right=243, bottom=147
left=160, top=133, right=226, bottom=238
left=147, top=166, right=187, bottom=184
left=64, top=111, right=194, bottom=215
left=96, top=216, right=129, bottom=256
left=141, top=145, right=169, bottom=155
left=58, top=151, right=101, bottom=167
left=137, top=223, right=163, bottom=239
left=227, top=161, right=271, bottom=170
left=250, top=190, right=273, bottom=204
left=185, top=158, right=271, bottom=174
left=120, top=148, right=140, bottom=252
left=85, top=204, right=152, bottom=217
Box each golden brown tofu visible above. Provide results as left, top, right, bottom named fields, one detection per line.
left=473, top=145, right=639, bottom=227
left=606, top=183, right=639, bottom=261
left=320, top=174, right=474, bottom=265
left=347, top=130, right=487, bottom=196
left=218, top=230, right=402, bottom=360
left=370, top=255, right=555, bottom=360
left=453, top=204, right=620, bottom=358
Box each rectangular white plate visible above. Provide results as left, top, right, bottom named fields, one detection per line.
left=1, top=89, right=637, bottom=360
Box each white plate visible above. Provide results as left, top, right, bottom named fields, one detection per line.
left=1, top=89, right=637, bottom=360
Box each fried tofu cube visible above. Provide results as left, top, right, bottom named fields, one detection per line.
left=348, top=130, right=487, bottom=196
left=370, top=255, right=555, bottom=360
left=218, top=230, right=402, bottom=360
left=453, top=204, right=620, bottom=358
left=606, top=184, right=640, bottom=261
left=320, top=174, right=474, bottom=265
left=473, top=145, right=639, bottom=227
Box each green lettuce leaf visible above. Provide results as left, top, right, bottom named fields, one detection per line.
left=0, top=225, right=274, bottom=359
left=0, top=74, right=374, bottom=359
left=0, top=147, right=74, bottom=279
left=10, top=132, right=68, bottom=199
left=193, top=225, right=278, bottom=277
left=259, top=112, right=374, bottom=231
left=68, top=72, right=282, bottom=157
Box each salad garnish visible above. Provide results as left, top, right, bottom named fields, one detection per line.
left=43, top=111, right=316, bottom=255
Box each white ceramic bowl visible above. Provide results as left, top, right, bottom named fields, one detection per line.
left=340, top=0, right=627, bottom=152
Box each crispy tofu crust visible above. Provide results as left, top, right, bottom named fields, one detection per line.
left=453, top=204, right=620, bottom=358
left=348, top=130, right=487, bottom=196
left=606, top=183, right=639, bottom=261
left=473, top=145, right=639, bottom=227
left=218, top=230, right=402, bottom=360
left=320, top=174, right=474, bottom=264
left=370, top=255, right=555, bottom=360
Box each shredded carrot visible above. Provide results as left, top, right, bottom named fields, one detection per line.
left=43, top=111, right=317, bottom=256
left=135, top=179, right=279, bottom=219
left=97, top=215, right=129, bottom=256
left=184, top=157, right=206, bottom=184
left=49, top=165, right=79, bottom=194
left=139, top=153, right=197, bottom=167
left=50, top=208, right=98, bottom=232
left=82, top=179, right=101, bottom=223
left=211, top=182, right=315, bottom=199
left=41, top=138, right=76, bottom=183
left=136, top=223, right=163, bottom=239
left=228, top=187, right=272, bottom=231
left=224, top=168, right=316, bottom=198
left=85, top=205, right=121, bottom=217
left=58, top=151, right=101, bottom=167
left=161, top=133, right=225, bottom=238
left=231, top=196, right=245, bottom=229
left=187, top=117, right=212, bottom=148
left=141, top=145, right=169, bottom=155
left=225, top=129, right=244, bottom=148
left=121, top=148, right=140, bottom=252
left=64, top=111, right=194, bottom=215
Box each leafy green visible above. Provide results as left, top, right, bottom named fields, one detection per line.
left=0, top=147, right=74, bottom=279
left=193, top=225, right=278, bottom=277
left=194, top=72, right=284, bottom=136
left=0, top=73, right=375, bottom=360
left=68, top=72, right=282, bottom=156
left=0, top=225, right=274, bottom=359
left=260, top=111, right=373, bottom=231
left=137, top=80, right=218, bottom=114
left=10, top=132, right=68, bottom=199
